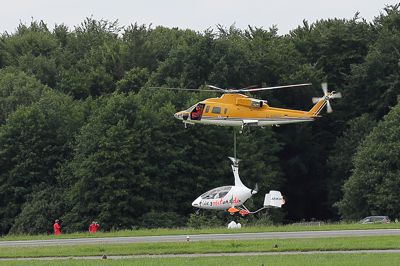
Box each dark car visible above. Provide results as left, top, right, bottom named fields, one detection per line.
left=359, top=216, right=390, bottom=224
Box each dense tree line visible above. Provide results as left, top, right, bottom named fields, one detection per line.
left=1, top=5, right=400, bottom=234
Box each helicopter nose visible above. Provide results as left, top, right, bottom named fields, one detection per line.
left=192, top=196, right=201, bottom=207
left=174, top=111, right=188, bottom=121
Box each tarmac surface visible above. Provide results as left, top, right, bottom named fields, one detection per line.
left=1, top=229, right=400, bottom=247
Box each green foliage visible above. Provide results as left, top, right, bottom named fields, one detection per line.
left=342, top=5, right=400, bottom=119
left=10, top=187, right=66, bottom=235
left=138, top=211, right=186, bottom=228
left=327, top=114, right=377, bottom=215
left=2, top=21, right=59, bottom=87
left=61, top=93, right=147, bottom=232
left=1, top=5, right=400, bottom=234
left=0, top=67, right=49, bottom=124
left=338, top=100, right=400, bottom=219
left=290, top=16, right=373, bottom=84
left=0, top=91, right=85, bottom=234
left=116, top=67, right=150, bottom=93
left=186, top=213, right=223, bottom=228
left=247, top=212, right=274, bottom=226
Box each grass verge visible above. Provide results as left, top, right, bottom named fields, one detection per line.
left=0, top=235, right=399, bottom=258
left=1, top=222, right=399, bottom=241
left=1, top=253, right=400, bottom=266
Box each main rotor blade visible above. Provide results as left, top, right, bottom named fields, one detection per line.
left=240, top=84, right=260, bottom=90
left=238, top=83, right=312, bottom=92
left=149, top=87, right=217, bottom=92
left=206, top=85, right=226, bottom=91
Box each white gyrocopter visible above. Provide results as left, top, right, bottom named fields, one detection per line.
left=192, top=157, right=285, bottom=216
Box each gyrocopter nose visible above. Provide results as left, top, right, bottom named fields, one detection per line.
left=192, top=196, right=201, bottom=207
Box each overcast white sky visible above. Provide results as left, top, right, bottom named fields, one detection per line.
left=1, top=0, right=399, bottom=34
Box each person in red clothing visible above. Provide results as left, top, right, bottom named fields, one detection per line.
left=53, top=219, right=61, bottom=235
left=191, top=105, right=202, bottom=120
left=89, top=221, right=100, bottom=233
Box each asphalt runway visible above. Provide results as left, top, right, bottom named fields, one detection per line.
left=1, top=229, right=400, bottom=247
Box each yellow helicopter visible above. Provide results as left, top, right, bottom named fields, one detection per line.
left=172, top=82, right=341, bottom=129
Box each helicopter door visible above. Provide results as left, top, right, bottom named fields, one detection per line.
left=190, top=103, right=205, bottom=120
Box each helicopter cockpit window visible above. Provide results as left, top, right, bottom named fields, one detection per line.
left=211, top=106, right=221, bottom=114
left=191, top=104, right=205, bottom=120
left=205, top=106, right=210, bottom=113
left=200, top=186, right=232, bottom=199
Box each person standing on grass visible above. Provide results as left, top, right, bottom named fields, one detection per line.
left=89, top=221, right=100, bottom=233
left=53, top=219, right=61, bottom=235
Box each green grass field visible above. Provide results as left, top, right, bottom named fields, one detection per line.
left=1, top=253, right=399, bottom=266
left=1, top=222, right=399, bottom=241
left=0, top=235, right=399, bottom=258
left=1, top=224, right=398, bottom=265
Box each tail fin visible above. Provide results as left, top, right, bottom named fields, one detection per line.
left=308, top=83, right=342, bottom=116
left=308, top=97, right=328, bottom=116
left=264, top=190, right=285, bottom=208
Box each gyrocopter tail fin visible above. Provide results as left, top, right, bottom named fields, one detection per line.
left=264, top=190, right=285, bottom=208
left=237, top=190, right=285, bottom=216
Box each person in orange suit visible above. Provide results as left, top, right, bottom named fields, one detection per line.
left=89, top=221, right=100, bottom=233
left=53, top=219, right=61, bottom=235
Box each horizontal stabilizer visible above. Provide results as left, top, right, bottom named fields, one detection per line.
left=264, top=190, right=285, bottom=208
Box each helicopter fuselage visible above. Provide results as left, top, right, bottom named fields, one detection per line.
left=174, top=93, right=324, bottom=127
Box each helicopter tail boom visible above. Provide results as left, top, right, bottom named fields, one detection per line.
left=307, top=97, right=328, bottom=116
